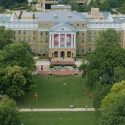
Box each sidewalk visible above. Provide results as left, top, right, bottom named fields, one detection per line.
left=19, top=108, right=95, bottom=112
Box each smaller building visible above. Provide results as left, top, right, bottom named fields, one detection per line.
left=36, top=0, right=89, bottom=11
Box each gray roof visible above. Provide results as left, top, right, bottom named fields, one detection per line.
left=49, top=23, right=76, bottom=32
left=0, top=22, right=38, bottom=30
left=102, top=12, right=111, bottom=18
left=87, top=22, right=123, bottom=30
left=38, top=10, right=86, bottom=22
left=113, top=16, right=125, bottom=23
left=0, top=14, right=11, bottom=23
left=51, top=5, right=71, bottom=9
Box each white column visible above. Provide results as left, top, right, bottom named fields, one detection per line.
left=58, top=51, right=60, bottom=57
left=52, top=33, right=54, bottom=48
left=51, top=34, right=52, bottom=48
left=74, top=33, right=76, bottom=48
left=59, top=33, right=60, bottom=48
left=65, top=34, right=66, bottom=48
left=71, top=33, right=73, bottom=48
left=49, top=33, right=51, bottom=48
left=73, top=34, right=74, bottom=48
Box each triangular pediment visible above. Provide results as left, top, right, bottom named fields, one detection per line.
left=49, top=23, right=76, bottom=32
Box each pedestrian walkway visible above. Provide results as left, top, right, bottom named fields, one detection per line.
left=19, top=108, right=95, bottom=112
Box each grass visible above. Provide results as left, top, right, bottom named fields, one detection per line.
left=20, top=112, right=101, bottom=125
left=17, top=76, right=93, bottom=108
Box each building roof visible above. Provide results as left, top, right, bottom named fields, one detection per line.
left=51, top=5, right=71, bottom=9
left=38, top=10, right=86, bottom=22
left=49, top=23, right=76, bottom=32
left=0, top=22, right=38, bottom=30
left=1, top=8, right=125, bottom=31
left=0, top=14, right=11, bottom=23
left=87, top=22, right=123, bottom=30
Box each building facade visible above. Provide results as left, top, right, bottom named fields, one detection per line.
left=36, top=0, right=89, bottom=11
left=1, top=5, right=125, bottom=59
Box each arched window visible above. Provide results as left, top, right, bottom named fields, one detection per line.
left=67, top=51, right=71, bottom=58
left=54, top=51, right=58, bottom=57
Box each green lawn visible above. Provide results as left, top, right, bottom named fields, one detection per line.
left=20, top=112, right=101, bottom=125
left=17, top=76, right=93, bottom=108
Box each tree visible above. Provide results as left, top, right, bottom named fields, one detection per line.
left=0, top=0, right=27, bottom=9
left=83, top=29, right=125, bottom=87
left=0, top=27, right=14, bottom=50
left=102, top=96, right=125, bottom=125
left=0, top=65, right=34, bottom=98
left=0, top=97, right=21, bottom=125
left=113, top=66, right=125, bottom=82
left=101, top=81, right=125, bottom=125
left=101, top=81, right=125, bottom=109
left=93, top=84, right=111, bottom=109
left=1, top=42, right=35, bottom=70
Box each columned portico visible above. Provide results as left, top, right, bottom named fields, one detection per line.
left=49, top=32, right=76, bottom=59
left=48, top=23, right=76, bottom=60
left=49, top=33, right=76, bottom=48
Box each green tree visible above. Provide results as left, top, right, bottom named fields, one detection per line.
left=84, top=29, right=125, bottom=86
left=0, top=0, right=27, bottom=9
left=0, top=97, right=21, bottom=125
left=0, top=66, right=34, bottom=98
left=113, top=66, right=125, bottom=82
left=102, top=96, right=125, bottom=125
left=101, top=81, right=125, bottom=125
left=1, top=42, right=35, bottom=70
left=101, top=81, right=125, bottom=109
left=0, top=27, right=14, bottom=50
left=93, top=84, right=111, bottom=109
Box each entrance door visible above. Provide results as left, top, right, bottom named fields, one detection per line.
left=60, top=51, right=65, bottom=58
left=67, top=51, right=71, bottom=58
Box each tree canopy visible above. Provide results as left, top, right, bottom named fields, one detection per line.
left=101, top=81, right=125, bottom=125
left=83, top=29, right=125, bottom=87
left=0, top=27, right=34, bottom=99
left=101, top=81, right=125, bottom=109
left=0, top=97, right=21, bottom=125
left=0, top=27, right=14, bottom=50
left=0, top=0, right=28, bottom=9
left=0, top=42, right=35, bottom=70
left=0, top=66, right=34, bottom=98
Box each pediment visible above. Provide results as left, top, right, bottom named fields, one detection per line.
left=49, top=23, right=76, bottom=32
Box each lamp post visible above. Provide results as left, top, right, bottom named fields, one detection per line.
left=34, top=92, right=38, bottom=108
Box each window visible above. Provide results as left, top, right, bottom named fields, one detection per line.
left=23, top=36, right=26, bottom=41
left=33, top=31, right=36, bottom=35
left=46, top=32, right=48, bottom=36
left=23, top=31, right=26, bottom=34
left=89, top=48, right=91, bottom=52
left=28, top=36, right=30, bottom=41
left=89, top=32, right=91, bottom=35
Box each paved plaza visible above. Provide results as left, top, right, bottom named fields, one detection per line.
left=19, top=108, right=95, bottom=112
left=35, top=59, right=83, bottom=76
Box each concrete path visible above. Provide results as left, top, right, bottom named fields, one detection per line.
left=19, top=108, right=95, bottom=112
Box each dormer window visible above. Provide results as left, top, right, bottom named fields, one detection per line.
left=68, top=15, right=72, bottom=18
left=61, top=28, right=64, bottom=30
left=53, top=14, right=58, bottom=18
